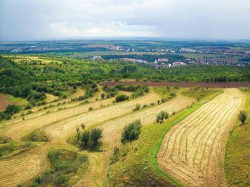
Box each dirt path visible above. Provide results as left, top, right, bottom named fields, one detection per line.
left=74, top=95, right=194, bottom=187
left=157, top=89, right=244, bottom=187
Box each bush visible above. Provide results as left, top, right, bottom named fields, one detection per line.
left=238, top=111, right=247, bottom=124
left=81, top=130, right=90, bottom=147
left=121, top=120, right=142, bottom=143
left=111, top=146, right=120, bottom=164
left=101, top=93, right=105, bottom=99
left=90, top=128, right=103, bottom=146
left=21, top=129, right=49, bottom=142
left=132, top=104, right=141, bottom=111
left=115, top=94, right=129, bottom=102
left=156, top=111, right=169, bottom=123
left=32, top=149, right=88, bottom=187
left=4, top=105, right=21, bottom=115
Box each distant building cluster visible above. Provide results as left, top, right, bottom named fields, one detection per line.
left=92, top=56, right=103, bottom=60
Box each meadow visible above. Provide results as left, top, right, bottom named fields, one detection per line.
left=0, top=55, right=249, bottom=187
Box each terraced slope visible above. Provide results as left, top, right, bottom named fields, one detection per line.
left=0, top=92, right=160, bottom=186
left=74, top=95, right=194, bottom=187
left=3, top=96, right=117, bottom=141
left=0, top=145, right=49, bottom=187
left=43, top=92, right=161, bottom=140
left=158, top=89, right=244, bottom=187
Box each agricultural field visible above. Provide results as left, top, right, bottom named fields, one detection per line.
left=0, top=93, right=28, bottom=111
left=0, top=54, right=249, bottom=187
left=158, top=89, right=244, bottom=186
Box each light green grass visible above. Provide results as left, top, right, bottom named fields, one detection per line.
left=8, top=95, right=28, bottom=104
left=181, top=87, right=222, bottom=102
left=224, top=90, right=250, bottom=187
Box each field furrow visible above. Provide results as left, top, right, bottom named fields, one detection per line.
left=74, top=95, right=193, bottom=187
left=3, top=96, right=116, bottom=140
left=43, top=92, right=161, bottom=140
left=157, top=89, right=244, bottom=187
left=0, top=145, right=49, bottom=187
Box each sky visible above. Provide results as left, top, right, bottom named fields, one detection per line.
left=0, top=0, right=250, bottom=41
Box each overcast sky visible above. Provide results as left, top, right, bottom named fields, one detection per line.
left=0, top=0, right=250, bottom=41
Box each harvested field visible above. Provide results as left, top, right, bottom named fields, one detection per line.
left=0, top=91, right=160, bottom=186
left=0, top=145, right=49, bottom=187
left=74, top=95, right=194, bottom=187
left=43, top=92, right=161, bottom=140
left=158, top=89, right=244, bottom=186
left=101, top=81, right=250, bottom=88
left=2, top=97, right=114, bottom=140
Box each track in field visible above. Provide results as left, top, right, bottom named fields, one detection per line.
left=74, top=95, right=193, bottom=187
left=157, top=89, right=244, bottom=187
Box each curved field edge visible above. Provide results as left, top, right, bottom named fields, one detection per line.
left=108, top=103, right=202, bottom=187
left=107, top=90, right=222, bottom=186
left=149, top=104, right=201, bottom=186
left=224, top=90, right=250, bottom=187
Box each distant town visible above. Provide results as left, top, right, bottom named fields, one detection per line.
left=1, top=40, right=250, bottom=68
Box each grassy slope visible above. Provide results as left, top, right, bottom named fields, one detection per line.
left=108, top=90, right=222, bottom=187
left=108, top=104, right=200, bottom=187
left=225, top=90, right=250, bottom=187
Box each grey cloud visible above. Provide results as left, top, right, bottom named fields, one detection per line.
left=0, top=0, right=250, bottom=41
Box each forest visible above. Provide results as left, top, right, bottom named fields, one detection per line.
left=1, top=55, right=250, bottom=101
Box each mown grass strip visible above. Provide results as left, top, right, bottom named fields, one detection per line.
left=148, top=103, right=201, bottom=187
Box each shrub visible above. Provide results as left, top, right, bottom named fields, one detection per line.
left=115, top=94, right=129, bottom=102
left=111, top=146, right=120, bottom=164
left=55, top=175, right=68, bottom=187
left=121, top=120, right=142, bottom=143
left=5, top=105, right=21, bottom=115
left=238, top=111, right=247, bottom=124
left=81, top=130, right=90, bottom=147
left=33, top=149, right=88, bottom=187
left=156, top=111, right=169, bottom=123
left=90, top=128, right=103, bottom=146
left=101, top=93, right=105, bottom=99
left=132, top=104, right=141, bottom=111
left=21, top=129, right=49, bottom=142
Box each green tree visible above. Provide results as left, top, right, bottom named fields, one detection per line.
left=121, top=120, right=142, bottom=143
left=101, top=93, right=105, bottom=99
left=238, top=111, right=247, bottom=124
left=156, top=111, right=169, bottom=123
left=115, top=94, right=129, bottom=102
left=90, top=128, right=103, bottom=146
left=81, top=130, right=90, bottom=147
left=5, top=105, right=21, bottom=115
